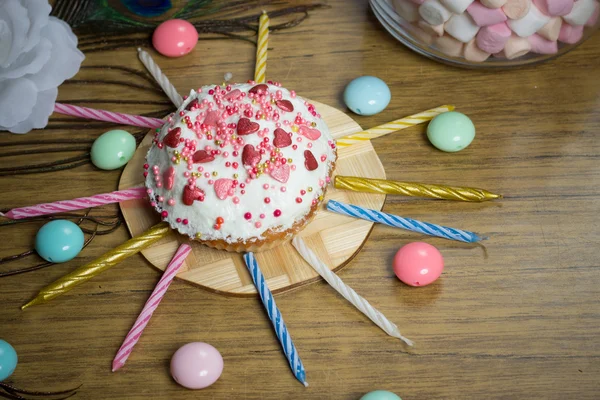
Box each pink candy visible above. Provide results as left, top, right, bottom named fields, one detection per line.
left=476, top=22, right=512, bottom=53
left=393, top=242, right=444, bottom=287
left=528, top=33, right=559, bottom=52
left=152, top=19, right=198, bottom=58
left=558, top=22, right=584, bottom=42
left=468, top=1, right=508, bottom=25
left=533, top=0, right=574, bottom=15
left=170, top=342, right=224, bottom=389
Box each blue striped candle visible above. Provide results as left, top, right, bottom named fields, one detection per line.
left=327, top=199, right=484, bottom=243
left=243, top=253, right=308, bottom=387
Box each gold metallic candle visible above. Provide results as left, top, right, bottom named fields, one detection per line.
left=22, top=222, right=170, bottom=310
left=336, top=105, right=455, bottom=147
left=335, top=176, right=502, bottom=202
left=254, top=11, right=270, bottom=84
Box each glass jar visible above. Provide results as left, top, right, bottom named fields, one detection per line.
left=371, top=0, right=599, bottom=68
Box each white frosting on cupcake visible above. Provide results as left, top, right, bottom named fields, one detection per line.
left=144, top=82, right=337, bottom=245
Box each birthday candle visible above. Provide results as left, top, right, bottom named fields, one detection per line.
left=1, top=187, right=147, bottom=220
left=137, top=48, right=183, bottom=107
left=327, top=200, right=484, bottom=243
left=54, top=103, right=164, bottom=129
left=243, top=253, right=308, bottom=387
left=335, top=105, right=455, bottom=147
left=335, top=176, right=502, bottom=202
left=21, top=222, right=171, bottom=309
left=112, top=244, right=191, bottom=372
left=292, top=237, right=413, bottom=346
left=254, top=11, right=270, bottom=84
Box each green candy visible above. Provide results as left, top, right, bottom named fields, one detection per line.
left=427, top=111, right=475, bottom=153
left=360, top=391, right=402, bottom=400
left=91, top=130, right=136, bottom=170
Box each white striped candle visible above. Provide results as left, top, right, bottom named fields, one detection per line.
left=112, top=244, right=191, bottom=372
left=292, top=237, right=413, bottom=346
left=137, top=48, right=183, bottom=107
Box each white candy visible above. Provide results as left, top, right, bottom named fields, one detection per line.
left=441, top=0, right=475, bottom=13
left=419, top=0, right=453, bottom=25
left=507, top=4, right=550, bottom=37
left=392, top=0, right=421, bottom=22
left=445, top=13, right=481, bottom=42
left=564, top=0, right=597, bottom=25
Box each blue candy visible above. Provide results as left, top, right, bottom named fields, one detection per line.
left=0, top=340, right=17, bottom=382
left=35, top=220, right=84, bottom=263
left=343, top=76, right=391, bottom=116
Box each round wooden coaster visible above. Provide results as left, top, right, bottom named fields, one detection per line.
left=118, top=101, right=386, bottom=296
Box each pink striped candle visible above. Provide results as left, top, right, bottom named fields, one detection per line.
left=112, top=244, right=191, bottom=372
left=54, top=103, right=164, bottom=129
left=0, top=187, right=147, bottom=220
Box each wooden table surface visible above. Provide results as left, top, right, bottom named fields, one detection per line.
left=1, top=1, right=599, bottom=399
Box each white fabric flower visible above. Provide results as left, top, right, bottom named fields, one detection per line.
left=0, top=0, right=84, bottom=134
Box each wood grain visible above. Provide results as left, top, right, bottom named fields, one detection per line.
left=1, top=0, right=600, bottom=399
left=118, top=101, right=386, bottom=296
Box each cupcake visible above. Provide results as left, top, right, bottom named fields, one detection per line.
left=144, top=82, right=337, bottom=252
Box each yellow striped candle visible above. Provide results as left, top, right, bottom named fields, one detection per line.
left=336, top=105, right=455, bottom=147
left=335, top=176, right=502, bottom=202
left=254, top=11, right=270, bottom=84
left=21, top=222, right=170, bottom=309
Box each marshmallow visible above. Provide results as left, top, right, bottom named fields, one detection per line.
left=392, top=0, right=421, bottom=22
left=563, top=0, right=597, bottom=25
left=558, top=22, right=584, bottom=42
left=464, top=38, right=492, bottom=60
left=481, top=0, right=508, bottom=8
left=532, top=0, right=574, bottom=15
left=467, top=1, right=509, bottom=25
left=503, top=0, right=532, bottom=19
left=434, top=34, right=465, bottom=56
left=503, top=34, right=532, bottom=58
left=418, top=20, right=446, bottom=36
left=507, top=3, right=551, bottom=36
left=476, top=22, right=512, bottom=53
left=537, top=17, right=563, bottom=40
left=407, top=0, right=428, bottom=5
left=412, top=25, right=436, bottom=44
left=445, top=13, right=481, bottom=42
left=586, top=1, right=599, bottom=26
left=419, top=0, right=453, bottom=25
left=440, top=0, right=474, bottom=13
left=528, top=33, right=559, bottom=52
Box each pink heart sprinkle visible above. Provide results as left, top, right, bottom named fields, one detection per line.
left=204, top=110, right=220, bottom=127
left=223, top=89, right=242, bottom=101
left=214, top=178, right=234, bottom=200
left=299, top=125, right=321, bottom=140
left=163, top=167, right=175, bottom=190
left=270, top=164, right=290, bottom=183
